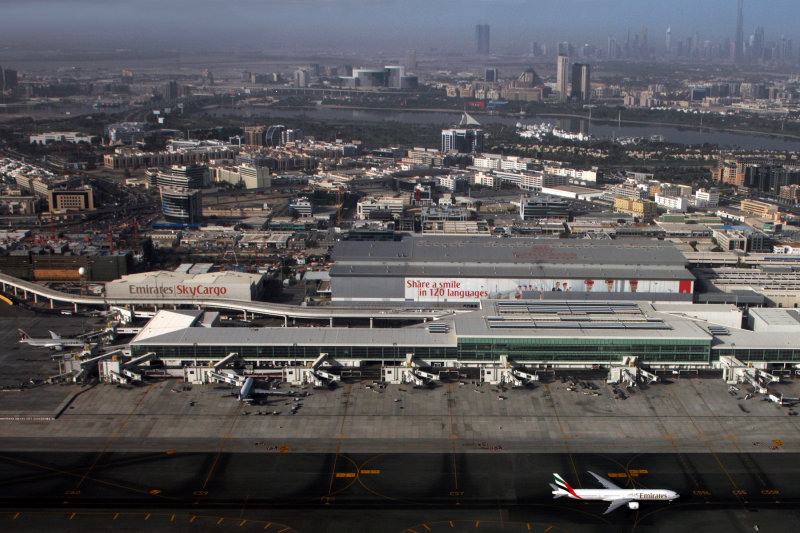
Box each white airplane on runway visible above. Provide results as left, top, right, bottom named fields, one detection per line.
left=17, top=329, right=87, bottom=350
left=551, top=471, right=679, bottom=514
left=237, top=377, right=305, bottom=403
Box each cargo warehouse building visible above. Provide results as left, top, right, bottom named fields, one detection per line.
left=329, top=237, right=695, bottom=305
left=129, top=302, right=800, bottom=374
left=105, top=271, right=265, bottom=302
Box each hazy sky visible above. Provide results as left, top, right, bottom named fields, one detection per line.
left=1, top=0, right=798, bottom=54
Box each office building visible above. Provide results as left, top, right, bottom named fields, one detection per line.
left=519, top=195, right=570, bottom=220
left=734, top=0, right=744, bottom=63
left=556, top=55, right=569, bottom=102
left=294, top=69, right=309, bottom=88
left=1, top=66, right=18, bottom=92
left=160, top=187, right=202, bottom=224
left=48, top=187, right=95, bottom=213
left=244, top=126, right=266, bottom=146
left=476, top=24, right=490, bottom=55
left=265, top=125, right=286, bottom=147
left=441, top=128, right=484, bottom=154
left=614, top=198, right=658, bottom=219
left=163, top=81, right=179, bottom=103
left=405, top=50, right=417, bottom=72
left=151, top=165, right=209, bottom=190
left=570, top=63, right=591, bottom=102
left=485, top=68, right=498, bottom=83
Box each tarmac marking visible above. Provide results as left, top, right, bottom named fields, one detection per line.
left=202, top=401, right=245, bottom=490
left=240, top=519, right=247, bottom=526
left=526, top=524, right=531, bottom=531
left=113, top=513, right=119, bottom=520
left=114, top=383, right=156, bottom=436
left=544, top=385, right=566, bottom=435
left=0, top=454, right=175, bottom=500
left=69, top=513, right=76, bottom=520
left=217, top=517, right=225, bottom=525
left=145, top=513, right=151, bottom=520
left=190, top=515, right=197, bottom=523
left=449, top=521, right=455, bottom=527
left=264, top=523, right=271, bottom=530
left=76, top=442, right=110, bottom=489
left=546, top=527, right=553, bottom=532
left=446, top=384, right=460, bottom=499
left=423, top=525, right=431, bottom=531
left=335, top=472, right=356, bottom=478
left=565, top=443, right=582, bottom=489
left=12, top=512, right=19, bottom=519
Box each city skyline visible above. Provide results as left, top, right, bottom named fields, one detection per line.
left=1, top=0, right=799, bottom=56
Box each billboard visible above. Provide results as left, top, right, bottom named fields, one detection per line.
left=405, top=277, right=692, bottom=303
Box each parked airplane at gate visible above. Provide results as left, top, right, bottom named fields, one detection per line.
left=237, top=377, right=304, bottom=402
left=17, top=329, right=87, bottom=350
left=551, top=471, right=679, bottom=514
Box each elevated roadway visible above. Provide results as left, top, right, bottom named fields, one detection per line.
left=0, top=273, right=453, bottom=324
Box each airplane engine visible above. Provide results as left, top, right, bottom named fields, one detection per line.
left=627, top=502, right=639, bottom=510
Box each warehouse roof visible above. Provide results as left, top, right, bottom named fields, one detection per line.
left=332, top=236, right=687, bottom=267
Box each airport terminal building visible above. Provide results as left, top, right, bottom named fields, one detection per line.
left=329, top=237, right=695, bottom=305
left=129, top=301, right=800, bottom=374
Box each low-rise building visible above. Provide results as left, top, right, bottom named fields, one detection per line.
left=614, top=198, right=658, bottom=219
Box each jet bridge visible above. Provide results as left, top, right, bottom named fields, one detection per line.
left=720, top=356, right=780, bottom=395
left=284, top=353, right=343, bottom=387
left=483, top=355, right=541, bottom=386
left=98, top=351, right=157, bottom=384
left=380, top=354, right=445, bottom=386
left=183, top=353, right=241, bottom=385
left=607, top=357, right=660, bottom=386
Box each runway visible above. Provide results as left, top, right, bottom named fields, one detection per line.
left=1, top=451, right=799, bottom=532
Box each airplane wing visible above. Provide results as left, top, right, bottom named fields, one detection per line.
left=603, top=499, right=632, bottom=515
left=588, top=471, right=622, bottom=490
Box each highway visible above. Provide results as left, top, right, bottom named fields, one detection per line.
left=0, top=273, right=455, bottom=322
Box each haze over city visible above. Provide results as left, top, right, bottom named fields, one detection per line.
left=1, top=0, right=799, bottom=54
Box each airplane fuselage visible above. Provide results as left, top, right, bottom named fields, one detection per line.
left=557, top=488, right=678, bottom=502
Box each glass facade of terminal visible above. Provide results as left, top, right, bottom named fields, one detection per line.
left=133, top=336, right=712, bottom=365
left=458, top=337, right=711, bottom=364
left=712, top=347, right=800, bottom=363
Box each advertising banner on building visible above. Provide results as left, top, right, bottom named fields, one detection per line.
left=404, top=277, right=692, bottom=303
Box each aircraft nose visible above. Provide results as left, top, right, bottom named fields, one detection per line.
left=670, top=491, right=679, bottom=500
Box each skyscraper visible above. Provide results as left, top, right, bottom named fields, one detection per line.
left=476, top=24, right=490, bottom=55
left=735, top=0, right=744, bottom=63
left=570, top=63, right=591, bottom=102
left=665, top=26, right=672, bottom=56
left=556, top=54, right=569, bottom=103
left=405, top=49, right=417, bottom=72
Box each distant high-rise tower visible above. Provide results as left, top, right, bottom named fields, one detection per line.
left=570, top=63, right=591, bottom=102
left=405, top=49, right=417, bottom=72
left=476, top=24, right=490, bottom=55
left=665, top=26, right=672, bottom=55
left=163, top=80, right=178, bottom=103
left=556, top=54, right=569, bottom=103
left=735, top=0, right=744, bottom=63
